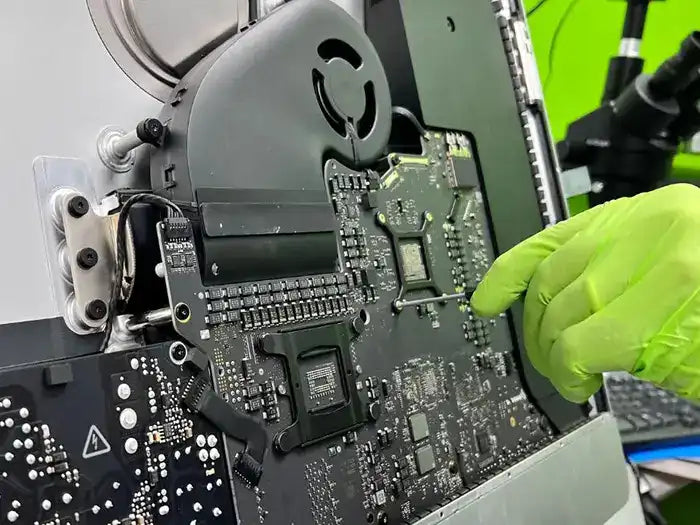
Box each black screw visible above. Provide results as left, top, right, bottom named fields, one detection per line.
left=174, top=303, right=191, bottom=322
left=136, top=118, right=165, bottom=145
left=169, top=342, right=188, bottom=365
left=67, top=196, right=89, bottom=218
left=85, top=299, right=107, bottom=321
left=76, top=248, right=99, bottom=269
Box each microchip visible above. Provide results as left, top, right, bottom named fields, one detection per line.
left=415, top=445, right=436, bottom=475
left=374, top=488, right=387, bottom=506
left=207, top=288, right=225, bottom=300
left=408, top=412, right=430, bottom=442
left=245, top=385, right=261, bottom=398
left=450, top=156, right=480, bottom=189
left=399, top=240, right=428, bottom=282
left=54, top=462, right=69, bottom=473
left=209, top=299, right=226, bottom=312
left=475, top=432, right=491, bottom=455
left=246, top=398, right=262, bottom=412
left=241, top=359, right=253, bottom=379
left=299, top=352, right=344, bottom=413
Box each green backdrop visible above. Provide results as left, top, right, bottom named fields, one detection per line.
left=526, top=0, right=700, bottom=183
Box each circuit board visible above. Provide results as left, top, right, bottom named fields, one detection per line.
left=0, top=342, right=234, bottom=525
left=157, top=130, right=554, bottom=524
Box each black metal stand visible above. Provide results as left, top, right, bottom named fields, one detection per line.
left=558, top=0, right=700, bottom=205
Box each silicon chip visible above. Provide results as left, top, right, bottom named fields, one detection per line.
left=476, top=432, right=491, bottom=455
left=246, top=398, right=262, bottom=412
left=299, top=353, right=344, bottom=413
left=408, top=412, right=430, bottom=442
left=399, top=240, right=428, bottom=282
left=415, top=445, right=436, bottom=475
left=451, top=156, right=480, bottom=189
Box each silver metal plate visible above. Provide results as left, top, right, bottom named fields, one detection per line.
left=416, top=413, right=630, bottom=525
left=561, top=166, right=593, bottom=198
left=87, top=0, right=240, bottom=100
left=33, top=157, right=115, bottom=334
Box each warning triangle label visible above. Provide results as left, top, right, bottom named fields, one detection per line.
left=82, top=425, right=111, bottom=459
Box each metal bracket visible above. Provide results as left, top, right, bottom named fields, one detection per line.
left=560, top=166, right=594, bottom=198
left=34, top=157, right=120, bottom=334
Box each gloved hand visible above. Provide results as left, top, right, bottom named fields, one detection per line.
left=470, top=184, right=700, bottom=403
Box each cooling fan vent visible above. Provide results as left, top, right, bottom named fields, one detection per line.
left=312, top=38, right=378, bottom=140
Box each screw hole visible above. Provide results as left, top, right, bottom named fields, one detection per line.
left=174, top=303, right=191, bottom=323
left=359, top=308, right=370, bottom=325
left=446, top=16, right=455, bottom=32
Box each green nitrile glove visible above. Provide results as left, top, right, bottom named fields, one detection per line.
left=470, top=184, right=700, bottom=403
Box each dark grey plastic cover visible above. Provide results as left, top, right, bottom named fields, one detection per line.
left=151, top=0, right=392, bottom=284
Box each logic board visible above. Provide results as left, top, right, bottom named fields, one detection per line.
left=156, top=131, right=556, bottom=524
left=0, top=343, right=235, bottom=525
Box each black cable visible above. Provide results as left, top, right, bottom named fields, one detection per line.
left=527, top=0, right=549, bottom=17
left=543, top=0, right=582, bottom=93
left=392, top=106, right=428, bottom=137
left=99, top=194, right=183, bottom=353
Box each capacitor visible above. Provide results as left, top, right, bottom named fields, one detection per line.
left=119, top=408, right=137, bottom=430
left=124, top=438, right=138, bottom=455
left=117, top=383, right=132, bottom=400
left=368, top=402, right=382, bottom=421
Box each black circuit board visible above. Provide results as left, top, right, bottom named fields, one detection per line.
left=157, top=130, right=554, bottom=525
left=0, top=343, right=234, bottom=525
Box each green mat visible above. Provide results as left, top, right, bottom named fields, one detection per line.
left=525, top=0, right=700, bottom=214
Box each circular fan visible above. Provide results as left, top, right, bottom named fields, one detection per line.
left=313, top=38, right=378, bottom=141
